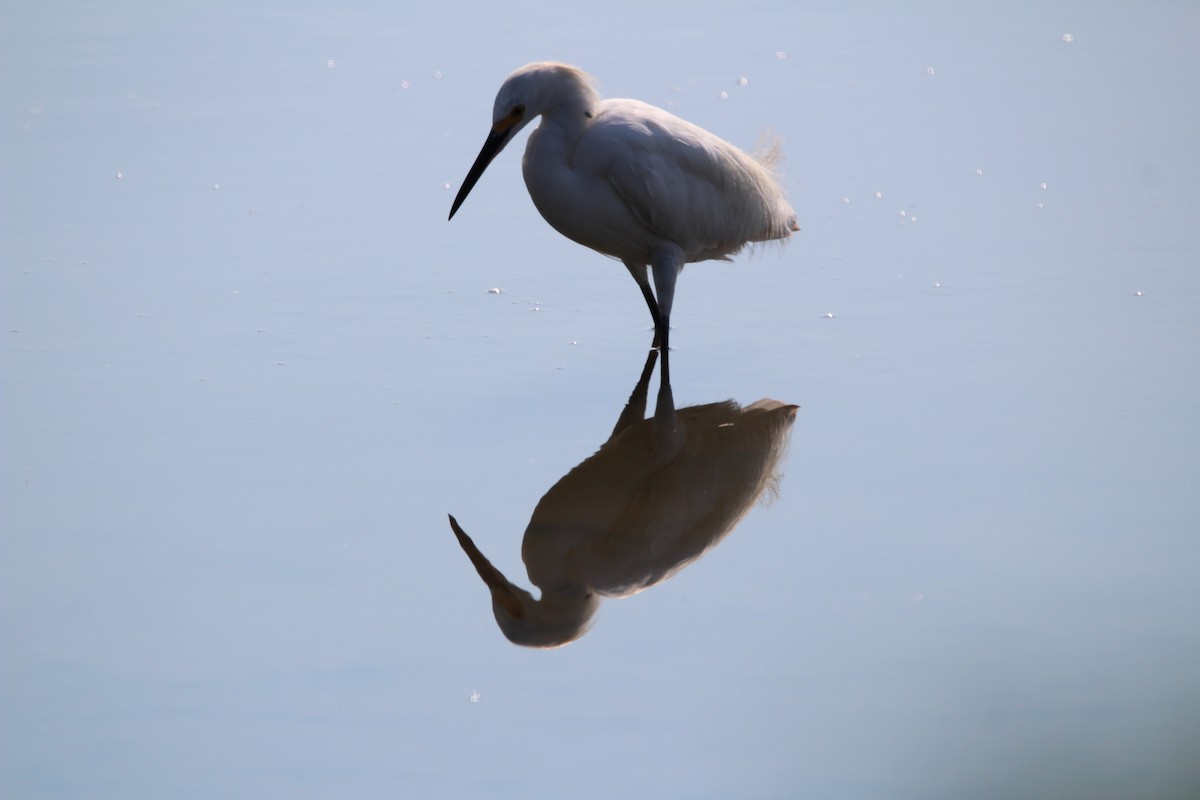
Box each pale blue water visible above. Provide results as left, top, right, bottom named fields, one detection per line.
left=4, top=2, right=1199, bottom=798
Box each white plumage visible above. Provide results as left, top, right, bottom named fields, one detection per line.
left=450, top=62, right=798, bottom=350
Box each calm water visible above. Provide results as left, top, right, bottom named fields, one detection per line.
left=4, top=2, right=1199, bottom=798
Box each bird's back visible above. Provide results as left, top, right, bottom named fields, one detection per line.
left=577, top=99, right=798, bottom=263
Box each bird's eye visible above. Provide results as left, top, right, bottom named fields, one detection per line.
left=512, top=104, right=526, bottom=117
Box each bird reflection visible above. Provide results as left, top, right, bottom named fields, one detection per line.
left=449, top=349, right=798, bottom=648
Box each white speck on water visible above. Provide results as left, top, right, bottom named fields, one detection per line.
left=874, top=191, right=883, bottom=199
left=912, top=593, right=925, bottom=602
left=1037, top=201, right=1045, bottom=208
left=822, top=312, right=836, bottom=319
left=469, top=691, right=480, bottom=703
left=773, top=51, right=787, bottom=60
left=400, top=80, right=410, bottom=90
left=899, top=210, right=907, bottom=217
left=569, top=340, right=579, bottom=346
left=442, top=182, right=451, bottom=190
left=842, top=197, right=850, bottom=204
left=326, top=59, right=336, bottom=69
left=1134, top=291, right=1144, bottom=297
left=1039, top=182, right=1048, bottom=190
left=909, top=215, right=918, bottom=223
left=433, top=70, right=443, bottom=79
left=719, top=91, right=729, bottom=100
left=486, top=287, right=502, bottom=294
left=925, top=66, right=935, bottom=76
left=212, top=183, right=220, bottom=190
left=1062, top=33, right=1074, bottom=44
left=934, top=282, right=942, bottom=288
left=115, top=171, right=124, bottom=180
left=737, top=76, right=748, bottom=86
left=975, top=168, right=984, bottom=176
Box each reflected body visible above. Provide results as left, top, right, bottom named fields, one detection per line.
left=449, top=62, right=799, bottom=350
left=449, top=350, right=797, bottom=647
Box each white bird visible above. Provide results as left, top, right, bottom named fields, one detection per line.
left=449, top=62, right=799, bottom=351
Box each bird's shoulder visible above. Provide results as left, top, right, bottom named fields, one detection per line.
left=578, top=99, right=724, bottom=171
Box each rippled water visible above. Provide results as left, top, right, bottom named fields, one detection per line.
left=4, top=2, right=1199, bottom=798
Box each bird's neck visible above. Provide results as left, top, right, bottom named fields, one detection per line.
left=523, top=112, right=587, bottom=202
left=534, top=106, right=591, bottom=151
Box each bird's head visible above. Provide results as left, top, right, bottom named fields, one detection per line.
left=448, top=514, right=599, bottom=648
left=448, top=62, right=598, bottom=220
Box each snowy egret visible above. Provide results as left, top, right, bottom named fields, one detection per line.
left=448, top=349, right=798, bottom=648
left=448, top=62, right=799, bottom=351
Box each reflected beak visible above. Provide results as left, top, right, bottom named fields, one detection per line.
left=447, top=514, right=525, bottom=618
left=448, top=128, right=508, bottom=220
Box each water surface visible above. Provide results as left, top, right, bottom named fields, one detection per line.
left=3, top=2, right=1199, bottom=798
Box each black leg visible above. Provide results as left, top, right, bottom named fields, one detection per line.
left=624, top=261, right=662, bottom=342
left=650, top=249, right=681, bottom=355
left=655, top=319, right=669, bottom=354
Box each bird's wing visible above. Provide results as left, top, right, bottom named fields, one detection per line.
left=577, top=100, right=760, bottom=259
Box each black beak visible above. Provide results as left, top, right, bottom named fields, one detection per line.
left=448, top=128, right=508, bottom=220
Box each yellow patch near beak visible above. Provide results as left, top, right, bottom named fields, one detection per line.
left=491, top=108, right=523, bottom=134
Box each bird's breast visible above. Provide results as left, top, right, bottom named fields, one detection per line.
left=522, top=126, right=659, bottom=263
